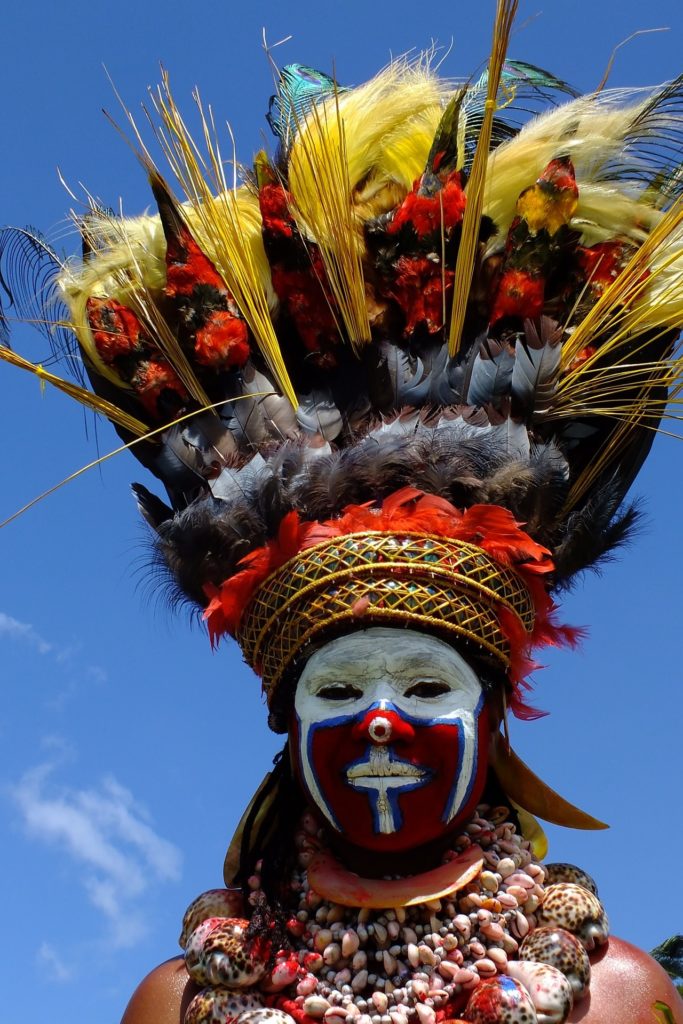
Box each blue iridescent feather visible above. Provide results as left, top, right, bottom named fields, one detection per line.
left=267, top=63, right=347, bottom=146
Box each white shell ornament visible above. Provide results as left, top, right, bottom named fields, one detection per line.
left=185, top=917, right=268, bottom=988
left=519, top=926, right=590, bottom=999
left=465, top=976, right=538, bottom=1024
left=537, top=883, right=608, bottom=951
left=184, top=988, right=264, bottom=1024
left=506, top=960, right=574, bottom=1024
left=180, top=889, right=245, bottom=948
left=235, top=1010, right=297, bottom=1024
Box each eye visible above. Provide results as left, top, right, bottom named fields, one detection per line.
left=315, top=682, right=364, bottom=701
left=404, top=680, right=452, bottom=699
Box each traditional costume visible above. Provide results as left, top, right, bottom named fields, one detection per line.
left=2, top=3, right=683, bottom=1022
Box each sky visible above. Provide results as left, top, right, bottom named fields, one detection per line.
left=1, top=1, right=683, bottom=1021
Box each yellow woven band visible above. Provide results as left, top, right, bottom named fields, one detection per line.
left=237, top=531, right=535, bottom=700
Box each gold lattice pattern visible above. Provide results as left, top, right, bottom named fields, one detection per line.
left=237, top=532, right=536, bottom=697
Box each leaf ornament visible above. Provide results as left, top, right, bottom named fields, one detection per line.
left=490, top=735, right=608, bottom=829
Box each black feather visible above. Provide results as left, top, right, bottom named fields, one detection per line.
left=144, top=418, right=612, bottom=610
left=595, top=75, right=683, bottom=206
left=553, top=481, right=644, bottom=587
left=132, top=482, right=173, bottom=529
left=0, top=226, right=83, bottom=382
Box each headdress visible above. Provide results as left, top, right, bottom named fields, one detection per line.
left=3, top=2, right=683, bottom=830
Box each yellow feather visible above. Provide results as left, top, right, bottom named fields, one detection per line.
left=60, top=62, right=278, bottom=398
left=449, top=0, right=519, bottom=356
left=290, top=61, right=445, bottom=203
left=483, top=90, right=669, bottom=248
left=0, top=344, right=148, bottom=436
left=289, top=60, right=447, bottom=230
left=287, top=89, right=371, bottom=350
left=57, top=62, right=683, bottom=442
left=285, top=60, right=448, bottom=350
left=368, top=107, right=442, bottom=195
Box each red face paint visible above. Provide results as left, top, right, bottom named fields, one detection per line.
left=292, top=630, right=491, bottom=852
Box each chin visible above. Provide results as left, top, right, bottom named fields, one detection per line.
left=326, top=770, right=490, bottom=860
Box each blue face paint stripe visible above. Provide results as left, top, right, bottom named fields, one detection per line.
left=351, top=767, right=429, bottom=833
left=297, top=710, right=342, bottom=831
left=307, top=698, right=475, bottom=728
left=300, top=691, right=484, bottom=836
left=441, top=690, right=485, bottom=824
left=385, top=775, right=427, bottom=831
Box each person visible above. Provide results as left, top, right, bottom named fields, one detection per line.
left=2, top=6, right=682, bottom=1021
left=120, top=625, right=682, bottom=1024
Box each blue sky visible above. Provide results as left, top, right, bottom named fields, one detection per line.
left=1, top=1, right=683, bottom=1020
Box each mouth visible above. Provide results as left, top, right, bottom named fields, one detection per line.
left=347, top=762, right=426, bottom=781
left=346, top=746, right=428, bottom=784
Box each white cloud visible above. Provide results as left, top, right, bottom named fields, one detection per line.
left=0, top=610, right=109, bottom=705
left=37, top=942, right=73, bottom=983
left=11, top=763, right=182, bottom=948
left=0, top=612, right=51, bottom=654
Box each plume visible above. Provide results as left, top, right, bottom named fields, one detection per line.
left=2, top=41, right=683, bottom=617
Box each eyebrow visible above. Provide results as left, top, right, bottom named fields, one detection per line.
left=305, top=649, right=464, bottom=684
left=382, top=652, right=461, bottom=676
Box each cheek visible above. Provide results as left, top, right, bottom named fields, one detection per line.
left=444, top=701, right=491, bottom=830
left=289, top=713, right=372, bottom=826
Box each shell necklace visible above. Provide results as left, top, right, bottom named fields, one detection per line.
left=180, top=805, right=608, bottom=1024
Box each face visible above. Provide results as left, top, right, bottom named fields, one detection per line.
left=291, top=629, right=490, bottom=853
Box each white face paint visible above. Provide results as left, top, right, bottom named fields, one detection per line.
left=292, top=628, right=487, bottom=851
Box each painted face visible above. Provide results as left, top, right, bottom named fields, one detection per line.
left=291, top=628, right=490, bottom=852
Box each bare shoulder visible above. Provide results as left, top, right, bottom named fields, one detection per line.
left=120, top=956, right=198, bottom=1024
left=570, top=936, right=683, bottom=1024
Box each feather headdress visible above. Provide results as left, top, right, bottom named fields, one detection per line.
left=3, top=3, right=683, bottom=732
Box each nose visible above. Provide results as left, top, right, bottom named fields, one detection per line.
left=352, top=708, right=415, bottom=745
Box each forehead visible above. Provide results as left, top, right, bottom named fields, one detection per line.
left=298, top=628, right=476, bottom=685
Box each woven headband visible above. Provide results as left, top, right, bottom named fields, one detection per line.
left=204, top=489, right=579, bottom=716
